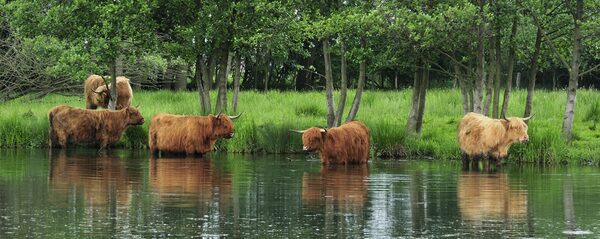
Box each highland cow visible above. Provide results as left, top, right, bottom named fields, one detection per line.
left=457, top=112, right=532, bottom=166
left=148, top=112, right=241, bottom=155
left=85, top=75, right=133, bottom=110
left=48, top=105, right=144, bottom=149
left=293, top=121, right=370, bottom=164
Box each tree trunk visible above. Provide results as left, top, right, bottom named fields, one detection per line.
left=552, top=70, right=557, bottom=90
left=232, top=55, right=242, bottom=113
left=483, top=52, right=494, bottom=116
left=206, top=56, right=216, bottom=91
left=264, top=60, right=271, bottom=91
left=108, top=60, right=118, bottom=110
left=195, top=54, right=211, bottom=115
left=215, top=47, right=229, bottom=113
left=335, top=41, right=348, bottom=127
left=174, top=63, right=187, bottom=91
left=501, top=8, right=518, bottom=118
left=562, top=0, right=583, bottom=141
left=394, top=72, right=398, bottom=90
left=346, top=38, right=366, bottom=123
left=473, top=0, right=486, bottom=114
left=456, top=64, right=470, bottom=115
left=323, top=40, right=336, bottom=128
left=415, top=66, right=429, bottom=134
left=406, top=60, right=422, bottom=134
left=492, top=35, right=502, bottom=118
left=524, top=27, right=542, bottom=118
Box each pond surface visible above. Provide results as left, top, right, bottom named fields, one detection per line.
left=1, top=149, right=599, bottom=238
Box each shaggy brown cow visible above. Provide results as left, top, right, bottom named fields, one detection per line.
left=148, top=112, right=241, bottom=155
left=293, top=121, right=370, bottom=164
left=85, top=75, right=133, bottom=110
left=84, top=74, right=109, bottom=109
left=457, top=112, right=532, bottom=166
left=48, top=105, right=144, bottom=149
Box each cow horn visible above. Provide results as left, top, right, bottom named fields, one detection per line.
left=290, top=129, right=307, bottom=134
left=523, top=113, right=535, bottom=121
left=100, top=75, right=112, bottom=98
left=92, top=89, right=103, bottom=94
left=215, top=111, right=223, bottom=119
left=229, top=112, right=242, bottom=119
left=320, top=128, right=327, bottom=133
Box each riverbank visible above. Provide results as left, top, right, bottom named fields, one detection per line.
left=1, top=89, right=599, bottom=164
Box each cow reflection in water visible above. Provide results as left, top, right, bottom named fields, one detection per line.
left=149, top=157, right=232, bottom=208
left=302, top=165, right=369, bottom=234
left=48, top=150, right=140, bottom=209
left=458, top=172, right=528, bottom=226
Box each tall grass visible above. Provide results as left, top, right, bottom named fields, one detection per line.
left=1, top=89, right=599, bottom=164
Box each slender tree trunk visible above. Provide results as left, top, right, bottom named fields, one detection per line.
left=346, top=38, right=366, bottom=123
left=484, top=51, right=494, bottom=116
left=174, top=63, right=187, bottom=91
left=502, top=8, right=518, bottom=118
left=215, top=46, right=229, bottom=113
left=473, top=0, right=486, bottom=114
left=323, top=40, right=336, bottom=128
left=207, top=56, right=216, bottom=91
left=264, top=61, right=270, bottom=91
left=195, top=54, right=211, bottom=115
left=108, top=60, right=118, bottom=110
left=232, top=55, right=242, bottom=113
left=456, top=64, right=470, bottom=115
left=524, top=27, right=542, bottom=118
left=492, top=35, right=502, bottom=118
left=406, top=60, right=422, bottom=134
left=415, top=66, right=429, bottom=134
left=552, top=70, right=557, bottom=90
left=394, top=72, right=398, bottom=90
left=115, top=54, right=124, bottom=76
left=335, top=41, right=347, bottom=127
left=562, top=0, right=583, bottom=141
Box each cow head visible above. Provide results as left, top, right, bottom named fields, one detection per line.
left=125, top=107, right=145, bottom=125
left=92, top=85, right=111, bottom=106
left=503, top=114, right=533, bottom=143
left=211, top=112, right=241, bottom=139
left=292, top=128, right=327, bottom=152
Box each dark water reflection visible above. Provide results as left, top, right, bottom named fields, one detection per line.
left=1, top=150, right=599, bottom=238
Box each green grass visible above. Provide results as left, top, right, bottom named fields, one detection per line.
left=1, top=89, right=599, bottom=164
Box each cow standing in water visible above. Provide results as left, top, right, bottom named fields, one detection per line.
left=148, top=113, right=241, bottom=156
left=293, top=121, right=370, bottom=164
left=457, top=112, right=532, bottom=168
left=48, top=105, right=145, bottom=150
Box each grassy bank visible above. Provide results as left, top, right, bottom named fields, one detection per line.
left=1, top=89, right=599, bottom=164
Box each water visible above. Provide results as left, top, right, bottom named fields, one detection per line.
left=1, top=149, right=599, bottom=238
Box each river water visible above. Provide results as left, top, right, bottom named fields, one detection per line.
left=0, top=149, right=599, bottom=238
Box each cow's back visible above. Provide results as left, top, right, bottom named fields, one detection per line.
left=150, top=114, right=212, bottom=153
left=324, top=121, right=370, bottom=164
left=116, top=77, right=132, bottom=109
left=49, top=105, right=101, bottom=143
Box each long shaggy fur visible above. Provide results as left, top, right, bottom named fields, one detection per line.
left=457, top=112, right=529, bottom=160
left=84, top=74, right=108, bottom=109
left=148, top=113, right=236, bottom=155
left=85, top=75, right=133, bottom=110
left=47, top=105, right=144, bottom=149
left=300, top=121, right=370, bottom=164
